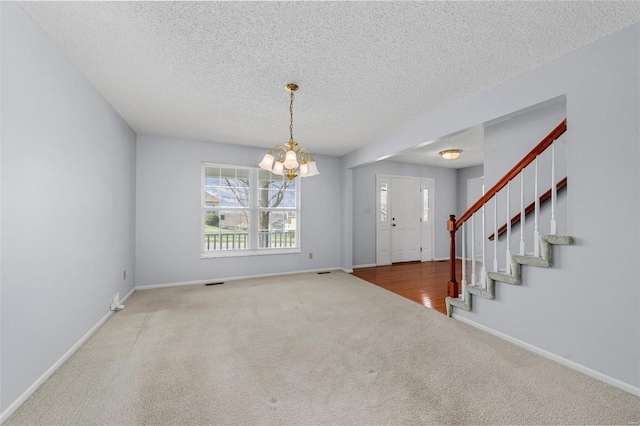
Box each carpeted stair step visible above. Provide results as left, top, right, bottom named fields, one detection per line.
left=446, top=234, right=573, bottom=317
left=466, top=282, right=495, bottom=299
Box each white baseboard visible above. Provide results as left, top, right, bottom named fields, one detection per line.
left=136, top=267, right=343, bottom=290
left=433, top=257, right=451, bottom=261
left=452, top=313, right=640, bottom=398
left=0, top=287, right=135, bottom=424
left=340, top=267, right=354, bottom=273
left=352, top=264, right=376, bottom=269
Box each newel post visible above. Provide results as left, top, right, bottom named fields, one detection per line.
left=447, top=215, right=459, bottom=298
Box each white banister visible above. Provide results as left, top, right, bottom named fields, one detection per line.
left=493, top=196, right=498, bottom=271
left=506, top=181, right=511, bottom=274
left=534, top=157, right=540, bottom=257
left=481, top=200, right=487, bottom=288
left=520, top=173, right=525, bottom=255
left=471, top=214, right=476, bottom=286
left=551, top=142, right=557, bottom=235
left=461, top=222, right=467, bottom=301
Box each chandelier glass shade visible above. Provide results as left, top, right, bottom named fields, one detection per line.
left=259, top=84, right=319, bottom=181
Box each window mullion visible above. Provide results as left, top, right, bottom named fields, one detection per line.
left=249, top=169, right=258, bottom=250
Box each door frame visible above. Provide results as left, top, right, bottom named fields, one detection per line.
left=376, top=174, right=435, bottom=265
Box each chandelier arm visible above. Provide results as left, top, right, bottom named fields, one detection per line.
left=296, top=147, right=311, bottom=163
left=272, top=144, right=289, bottom=160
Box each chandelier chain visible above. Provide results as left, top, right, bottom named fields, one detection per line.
left=289, top=91, right=294, bottom=142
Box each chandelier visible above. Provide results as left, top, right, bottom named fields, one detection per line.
left=258, top=83, right=319, bottom=181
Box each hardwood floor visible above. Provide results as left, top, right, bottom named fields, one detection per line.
left=352, top=260, right=461, bottom=315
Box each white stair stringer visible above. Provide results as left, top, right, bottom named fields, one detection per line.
left=446, top=234, right=573, bottom=317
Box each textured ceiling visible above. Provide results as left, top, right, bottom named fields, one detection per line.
left=19, top=1, right=640, bottom=166
left=389, top=127, right=484, bottom=169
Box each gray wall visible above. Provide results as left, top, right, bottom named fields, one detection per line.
left=1, top=2, right=137, bottom=413
left=455, top=165, right=484, bottom=258
left=352, top=161, right=456, bottom=266
left=341, top=23, right=640, bottom=389
left=464, top=33, right=639, bottom=387
left=482, top=100, right=568, bottom=267
left=456, top=164, right=484, bottom=216
left=135, top=134, right=342, bottom=286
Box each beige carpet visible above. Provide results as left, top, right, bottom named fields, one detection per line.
left=5, top=271, right=640, bottom=425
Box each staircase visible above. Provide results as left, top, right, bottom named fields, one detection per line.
left=446, top=234, right=572, bottom=315
left=445, top=119, right=573, bottom=317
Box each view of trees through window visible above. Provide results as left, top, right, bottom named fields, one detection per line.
left=203, top=165, right=298, bottom=254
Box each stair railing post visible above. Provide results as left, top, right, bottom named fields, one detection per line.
left=447, top=215, right=459, bottom=298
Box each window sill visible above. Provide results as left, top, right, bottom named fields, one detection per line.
left=200, top=248, right=301, bottom=259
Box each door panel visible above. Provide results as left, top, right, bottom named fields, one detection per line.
left=391, top=177, right=421, bottom=263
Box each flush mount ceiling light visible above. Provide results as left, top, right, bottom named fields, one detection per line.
left=258, top=83, right=319, bottom=181
left=439, top=149, right=463, bottom=160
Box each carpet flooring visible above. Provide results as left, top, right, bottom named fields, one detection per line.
left=5, top=271, right=640, bottom=425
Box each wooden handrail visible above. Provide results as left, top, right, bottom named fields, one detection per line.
left=455, top=119, right=567, bottom=229
left=488, top=177, right=567, bottom=241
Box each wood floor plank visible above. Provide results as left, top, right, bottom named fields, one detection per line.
left=352, top=260, right=461, bottom=315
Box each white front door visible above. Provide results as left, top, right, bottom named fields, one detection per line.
left=391, top=177, right=421, bottom=263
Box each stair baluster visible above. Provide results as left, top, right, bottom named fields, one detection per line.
left=461, top=222, right=467, bottom=301
left=534, top=157, right=540, bottom=256
left=481, top=199, right=487, bottom=288
left=551, top=142, right=557, bottom=235
left=493, top=197, right=498, bottom=272
left=520, top=173, right=525, bottom=255
left=506, top=181, right=511, bottom=274
left=471, top=214, right=476, bottom=286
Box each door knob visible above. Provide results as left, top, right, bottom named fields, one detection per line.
left=392, top=223, right=397, bottom=227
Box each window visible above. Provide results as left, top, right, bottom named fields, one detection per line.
left=422, top=186, right=429, bottom=222
left=202, top=164, right=299, bottom=257
left=380, top=182, right=388, bottom=222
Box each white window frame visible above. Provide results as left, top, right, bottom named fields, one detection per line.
left=201, top=163, right=301, bottom=258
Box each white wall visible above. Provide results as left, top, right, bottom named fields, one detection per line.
left=1, top=2, right=137, bottom=414
left=341, top=23, right=640, bottom=390
left=351, top=161, right=456, bottom=266
left=135, top=134, right=341, bottom=286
